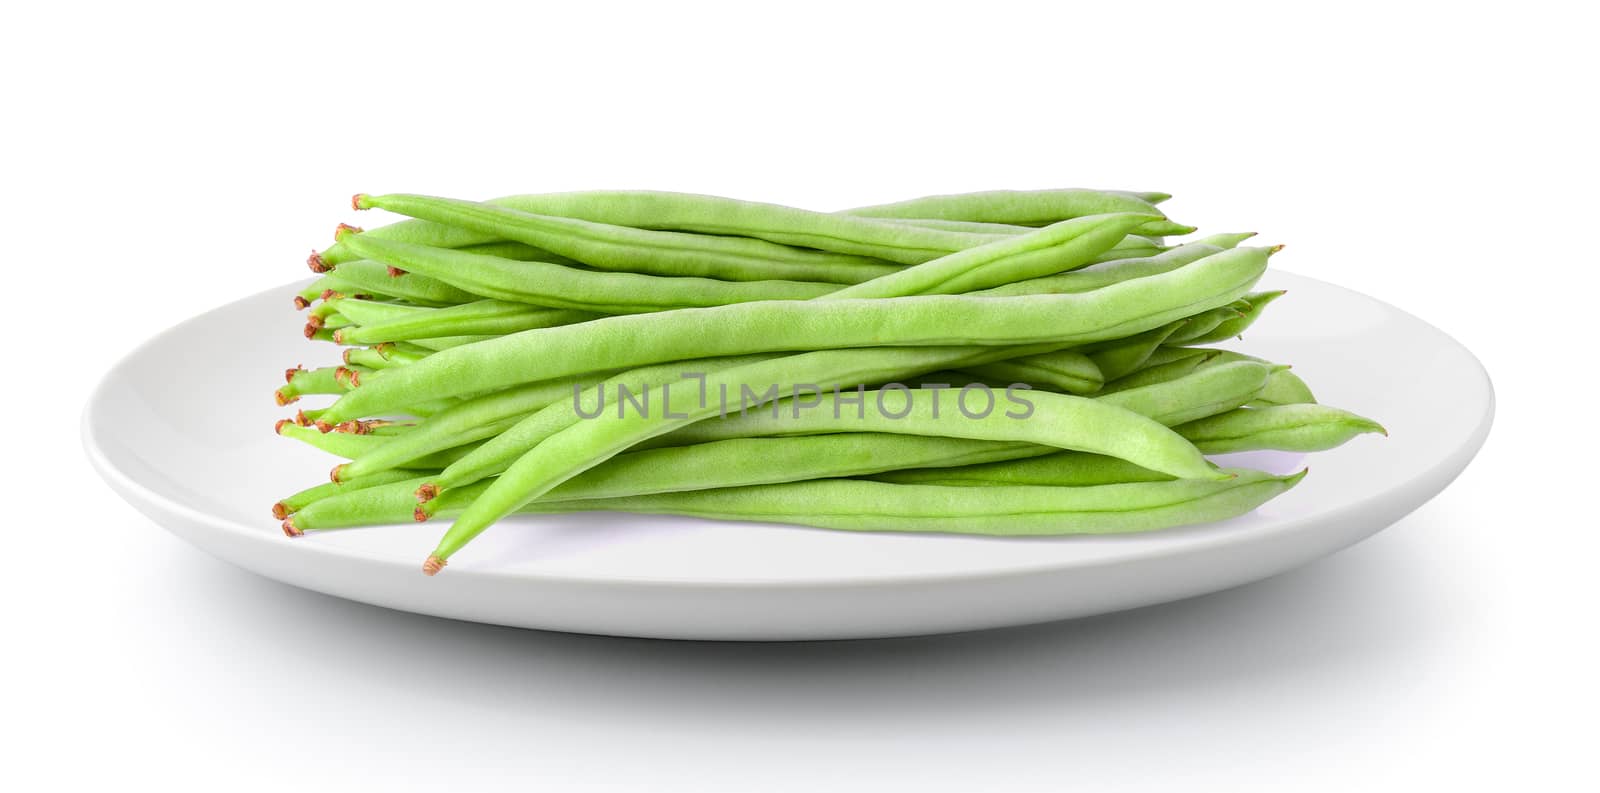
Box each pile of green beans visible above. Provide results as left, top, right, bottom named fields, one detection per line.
left=277, top=187, right=1383, bottom=576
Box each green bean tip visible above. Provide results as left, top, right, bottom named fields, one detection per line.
left=302, top=322, right=319, bottom=340
left=283, top=366, right=303, bottom=384
left=329, top=463, right=348, bottom=483
left=334, top=222, right=363, bottom=241
left=332, top=328, right=349, bottom=344
left=292, top=295, right=311, bottom=310
left=422, top=556, right=446, bottom=576
left=319, top=289, right=342, bottom=301
left=351, top=193, right=371, bottom=211
left=413, top=505, right=430, bottom=522
left=334, top=419, right=372, bottom=435
left=1267, top=244, right=1286, bottom=255
left=281, top=518, right=304, bottom=538
left=415, top=482, right=439, bottom=503
left=313, top=420, right=334, bottom=433
left=271, top=502, right=290, bottom=521
left=306, top=251, right=330, bottom=274
left=273, top=418, right=292, bottom=435
left=273, top=389, right=296, bottom=407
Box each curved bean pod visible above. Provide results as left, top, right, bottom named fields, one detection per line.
left=839, top=188, right=1192, bottom=237
left=339, top=234, right=836, bottom=313
left=971, top=241, right=1245, bottom=297
left=1249, top=369, right=1318, bottom=407
left=824, top=213, right=1161, bottom=299
left=1174, top=405, right=1386, bottom=454
left=1164, top=305, right=1247, bottom=345
left=1082, top=321, right=1187, bottom=381
left=274, top=366, right=343, bottom=405
left=1182, top=290, right=1287, bottom=344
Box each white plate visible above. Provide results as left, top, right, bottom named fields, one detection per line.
left=84, top=272, right=1492, bottom=640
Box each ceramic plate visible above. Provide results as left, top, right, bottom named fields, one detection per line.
left=84, top=271, right=1492, bottom=640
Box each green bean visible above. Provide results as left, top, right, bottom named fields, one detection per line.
left=325, top=471, right=1301, bottom=538
left=341, top=347, right=397, bottom=371
left=960, top=351, right=1105, bottom=395
left=326, top=260, right=484, bottom=306
left=296, top=277, right=343, bottom=306
left=315, top=243, right=1271, bottom=424
left=272, top=468, right=432, bottom=521
left=421, top=345, right=1226, bottom=571
left=1099, top=361, right=1272, bottom=426
left=622, top=384, right=1222, bottom=477
left=1249, top=369, right=1317, bottom=407
left=1174, top=405, right=1386, bottom=454
left=274, top=366, right=362, bottom=405
left=338, top=234, right=836, bottom=313
left=333, top=300, right=602, bottom=345
left=970, top=241, right=1237, bottom=297
left=824, top=213, right=1161, bottom=299
left=1165, top=305, right=1247, bottom=345
left=322, top=298, right=424, bottom=325
left=1082, top=321, right=1187, bottom=381
left=353, top=193, right=912, bottom=277
left=839, top=188, right=1193, bottom=237
left=1183, top=290, right=1287, bottom=344
left=342, top=343, right=431, bottom=370
left=1098, top=350, right=1220, bottom=393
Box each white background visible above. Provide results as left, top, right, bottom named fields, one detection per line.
left=5, top=2, right=1596, bottom=790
